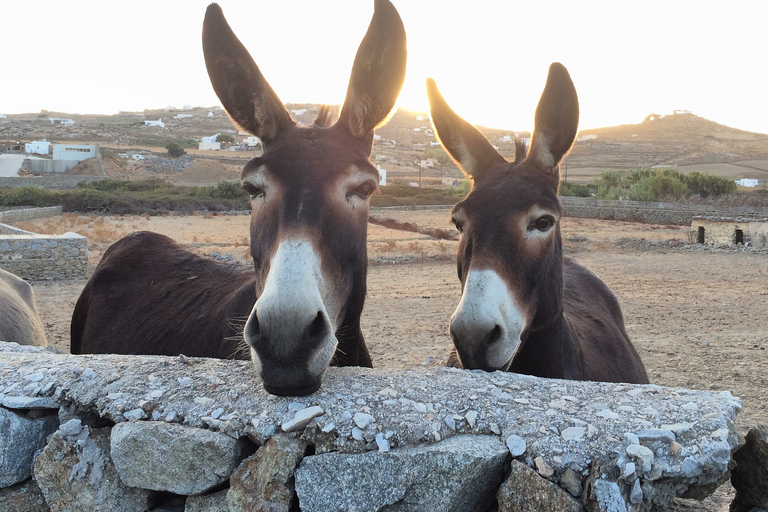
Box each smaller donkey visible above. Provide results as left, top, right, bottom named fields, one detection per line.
left=427, top=63, right=649, bottom=384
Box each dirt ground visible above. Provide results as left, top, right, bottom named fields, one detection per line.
left=15, top=210, right=768, bottom=509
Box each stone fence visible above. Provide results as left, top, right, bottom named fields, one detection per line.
left=0, top=223, right=88, bottom=280
left=0, top=342, right=753, bottom=512
left=0, top=175, right=103, bottom=190
left=0, top=207, right=63, bottom=224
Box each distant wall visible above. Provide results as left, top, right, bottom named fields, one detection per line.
left=24, top=159, right=82, bottom=174
left=0, top=175, right=103, bottom=190
left=0, top=228, right=88, bottom=280
left=0, top=207, right=63, bottom=224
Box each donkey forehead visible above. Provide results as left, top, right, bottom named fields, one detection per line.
left=456, top=164, right=561, bottom=218
left=243, top=125, right=376, bottom=180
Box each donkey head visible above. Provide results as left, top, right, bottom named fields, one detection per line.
left=427, top=63, right=578, bottom=371
left=203, top=0, right=406, bottom=395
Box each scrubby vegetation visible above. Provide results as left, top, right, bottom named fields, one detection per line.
left=371, top=181, right=470, bottom=207
left=0, top=180, right=250, bottom=214
left=593, top=168, right=737, bottom=201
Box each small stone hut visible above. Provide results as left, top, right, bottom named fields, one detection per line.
left=691, top=216, right=768, bottom=248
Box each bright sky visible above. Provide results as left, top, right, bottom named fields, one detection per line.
left=2, top=1, right=767, bottom=134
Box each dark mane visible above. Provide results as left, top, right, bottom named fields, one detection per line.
left=314, top=105, right=340, bottom=127
left=514, top=138, right=527, bottom=162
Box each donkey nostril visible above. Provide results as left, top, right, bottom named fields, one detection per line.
left=307, top=311, right=328, bottom=341
left=245, top=312, right=261, bottom=341
left=486, top=325, right=502, bottom=346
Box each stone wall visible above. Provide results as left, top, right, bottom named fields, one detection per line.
left=0, top=175, right=104, bottom=190
left=0, top=207, right=63, bottom=224
left=691, top=217, right=768, bottom=249
left=0, top=342, right=746, bottom=512
left=0, top=226, right=88, bottom=280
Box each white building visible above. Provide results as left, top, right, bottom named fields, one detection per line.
left=25, top=140, right=51, bottom=155
left=174, top=114, right=193, bottom=119
left=208, top=111, right=214, bottom=117
left=199, top=134, right=221, bottom=150
left=735, top=178, right=759, bottom=188
left=52, top=144, right=97, bottom=163
left=243, top=136, right=260, bottom=147
left=377, top=165, right=387, bottom=186
left=290, top=109, right=307, bottom=116
left=144, top=119, right=165, bottom=128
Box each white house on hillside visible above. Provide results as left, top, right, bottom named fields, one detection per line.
left=25, top=140, right=51, bottom=155
left=52, top=144, right=97, bottom=163
left=199, top=133, right=221, bottom=150
left=144, top=119, right=165, bottom=128
left=735, top=178, right=759, bottom=188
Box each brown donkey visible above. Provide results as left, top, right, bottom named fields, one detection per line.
left=427, top=64, right=649, bottom=383
left=71, top=0, right=407, bottom=396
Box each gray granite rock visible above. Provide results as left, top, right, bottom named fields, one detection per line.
left=731, top=425, right=768, bottom=512
left=497, top=460, right=583, bottom=512
left=0, top=407, right=58, bottom=486
left=295, top=435, right=508, bottom=512
left=34, top=425, right=151, bottom=511
left=110, top=421, right=252, bottom=495
left=227, top=434, right=306, bottom=512
left=0, top=478, right=50, bottom=512
left=0, top=344, right=745, bottom=509
left=185, top=490, right=229, bottom=512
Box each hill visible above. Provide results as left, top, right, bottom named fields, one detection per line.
left=2, top=107, right=767, bottom=185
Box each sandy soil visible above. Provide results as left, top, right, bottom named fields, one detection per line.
left=15, top=210, right=768, bottom=509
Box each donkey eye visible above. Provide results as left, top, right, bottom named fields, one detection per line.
left=242, top=182, right=264, bottom=199
left=350, top=182, right=376, bottom=199
left=451, top=217, right=464, bottom=233
left=529, top=215, right=555, bottom=232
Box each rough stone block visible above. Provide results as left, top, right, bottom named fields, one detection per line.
left=0, top=478, right=50, bottom=512
left=185, top=490, right=229, bottom=511
left=497, top=460, right=583, bottom=511
left=295, top=434, right=508, bottom=512
left=0, top=407, right=58, bottom=487
left=34, top=423, right=151, bottom=511
left=731, top=425, right=768, bottom=512
left=227, top=433, right=306, bottom=512
left=110, top=421, right=252, bottom=495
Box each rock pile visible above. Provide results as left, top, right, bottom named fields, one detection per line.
left=0, top=341, right=754, bottom=511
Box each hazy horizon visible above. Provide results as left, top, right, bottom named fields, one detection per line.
left=2, top=1, right=767, bottom=135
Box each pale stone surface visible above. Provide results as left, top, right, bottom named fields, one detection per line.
left=227, top=434, right=306, bottom=512
left=295, top=435, right=508, bottom=512
left=497, top=460, right=583, bottom=512
left=185, top=490, right=229, bottom=512
left=34, top=424, right=151, bottom=511
left=0, top=407, right=58, bottom=486
left=0, top=479, right=50, bottom=512
left=0, top=343, right=744, bottom=509
left=110, top=421, right=252, bottom=495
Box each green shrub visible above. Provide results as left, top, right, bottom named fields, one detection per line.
left=165, top=142, right=187, bottom=158
left=559, top=181, right=591, bottom=197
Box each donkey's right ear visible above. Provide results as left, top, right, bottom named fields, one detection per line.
left=338, top=0, right=407, bottom=143
left=427, top=79, right=506, bottom=180
left=202, top=3, right=295, bottom=144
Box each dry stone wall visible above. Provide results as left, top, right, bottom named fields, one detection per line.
left=0, top=342, right=747, bottom=512
left=0, top=224, right=87, bottom=280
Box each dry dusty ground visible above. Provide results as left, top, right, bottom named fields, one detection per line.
left=15, top=210, right=768, bottom=509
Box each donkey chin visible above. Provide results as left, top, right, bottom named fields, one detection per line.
left=248, top=340, right=337, bottom=397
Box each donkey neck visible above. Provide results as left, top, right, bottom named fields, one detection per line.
left=510, top=313, right=582, bottom=379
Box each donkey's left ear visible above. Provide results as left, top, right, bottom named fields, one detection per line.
left=526, top=63, right=579, bottom=175
left=338, top=0, right=407, bottom=144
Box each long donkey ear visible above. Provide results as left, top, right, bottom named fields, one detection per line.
left=337, top=0, right=407, bottom=143
left=526, top=63, right=579, bottom=174
left=202, top=3, right=295, bottom=144
left=426, top=78, right=506, bottom=180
